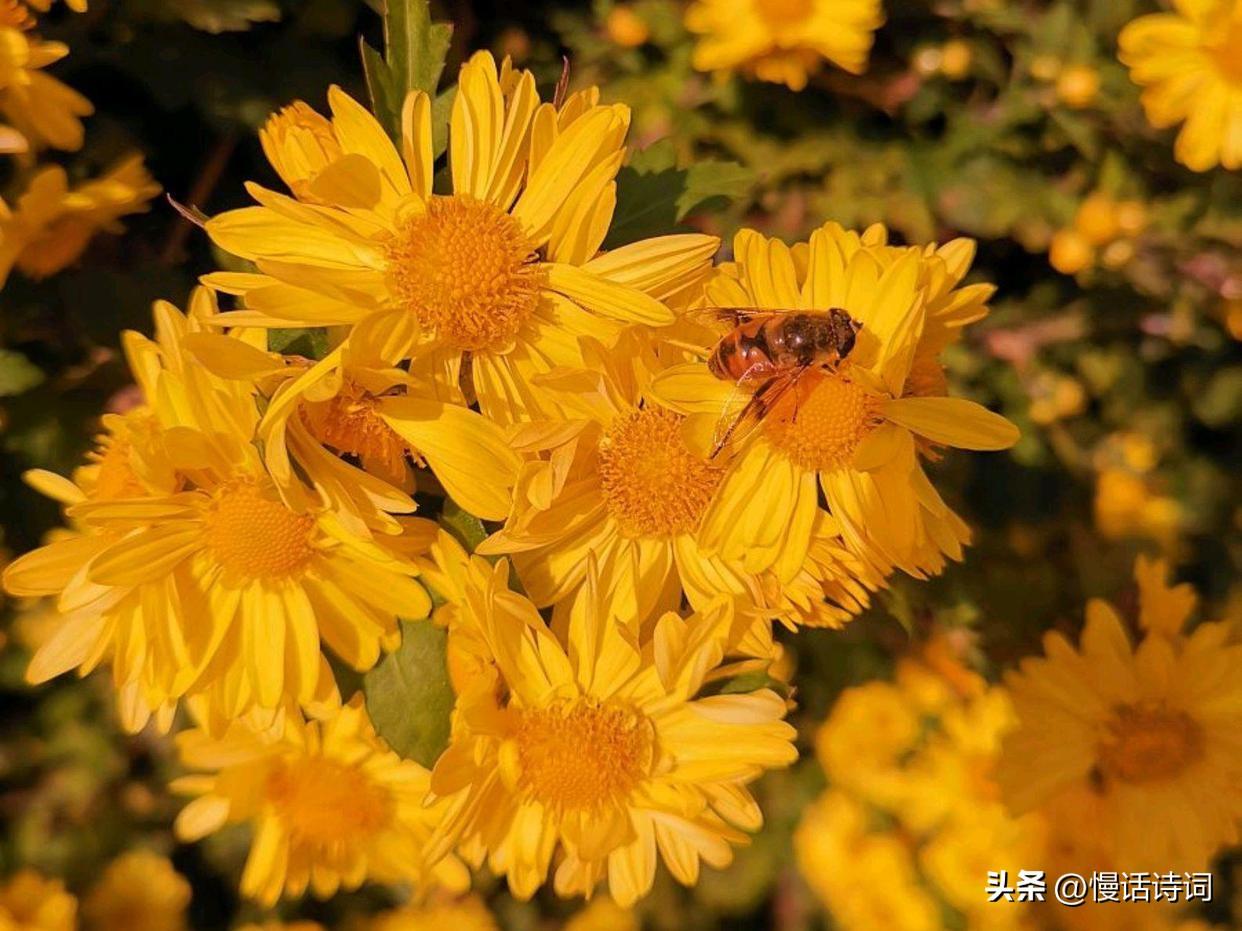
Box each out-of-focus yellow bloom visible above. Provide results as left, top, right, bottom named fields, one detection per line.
left=653, top=222, right=1017, bottom=581
left=0, top=25, right=91, bottom=151
left=82, top=851, right=190, bottom=931
left=604, top=6, right=649, bottom=48
left=1119, top=0, right=1242, bottom=171
left=1, top=292, right=431, bottom=732
left=0, top=870, right=76, bottom=931
left=1026, top=371, right=1086, bottom=425
left=999, top=557, right=1242, bottom=869
left=1028, top=54, right=1060, bottom=82
left=798, top=642, right=1043, bottom=931
left=938, top=39, right=972, bottom=80
left=1074, top=193, right=1121, bottom=246
left=366, top=896, right=497, bottom=931
left=0, top=156, right=160, bottom=287
left=1094, top=468, right=1182, bottom=550
left=1048, top=227, right=1094, bottom=274
left=172, top=696, right=468, bottom=907
left=424, top=557, right=797, bottom=905
left=563, top=897, right=638, bottom=931
left=235, top=922, right=325, bottom=931
left=1055, top=63, right=1099, bottom=108
left=685, top=0, right=883, bottom=90
left=1115, top=200, right=1149, bottom=236
left=1222, top=297, right=1242, bottom=340
left=205, top=52, right=716, bottom=426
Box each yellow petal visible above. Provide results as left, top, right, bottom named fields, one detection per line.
left=882, top=396, right=1019, bottom=450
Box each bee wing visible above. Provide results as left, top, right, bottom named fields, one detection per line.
left=683, top=306, right=790, bottom=328
left=709, top=368, right=804, bottom=459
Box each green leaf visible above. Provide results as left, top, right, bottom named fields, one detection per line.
left=361, top=0, right=453, bottom=144
left=268, top=327, right=329, bottom=359
left=604, top=142, right=753, bottom=248
left=363, top=618, right=454, bottom=767
left=1194, top=367, right=1242, bottom=427
left=0, top=350, right=45, bottom=397
left=440, top=498, right=487, bottom=552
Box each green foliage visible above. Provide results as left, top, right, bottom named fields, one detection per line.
left=0, top=350, right=45, bottom=397
left=605, top=141, right=753, bottom=247
left=267, top=327, right=330, bottom=359
left=362, top=618, right=454, bottom=767
left=360, top=0, right=453, bottom=145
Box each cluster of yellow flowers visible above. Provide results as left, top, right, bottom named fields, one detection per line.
left=1, top=45, right=1022, bottom=909
left=0, top=851, right=189, bottom=931
left=0, top=0, right=158, bottom=287
left=680, top=0, right=1242, bottom=172
left=795, top=637, right=1045, bottom=931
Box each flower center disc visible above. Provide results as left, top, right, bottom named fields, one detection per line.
left=765, top=372, right=880, bottom=471
left=265, top=757, right=392, bottom=844
left=515, top=698, right=653, bottom=812
left=301, top=383, right=409, bottom=479
left=203, top=481, right=315, bottom=580
left=754, top=0, right=814, bottom=27
left=384, top=195, right=544, bottom=353
left=1097, top=701, right=1204, bottom=784
left=597, top=408, right=724, bottom=538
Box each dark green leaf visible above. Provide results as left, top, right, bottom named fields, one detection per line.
left=0, top=350, right=45, bottom=397
left=268, top=327, right=330, bottom=359
left=361, top=0, right=453, bottom=142
left=440, top=498, right=487, bottom=552
left=363, top=618, right=453, bottom=767
left=604, top=142, right=752, bottom=248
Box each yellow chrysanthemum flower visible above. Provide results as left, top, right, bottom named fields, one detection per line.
left=998, top=556, right=1242, bottom=869
left=180, top=332, right=519, bottom=536
left=82, top=851, right=190, bottom=931
left=1, top=291, right=431, bottom=731
left=204, top=51, right=718, bottom=424
left=0, top=156, right=159, bottom=287
left=1118, top=0, right=1242, bottom=172
left=479, top=331, right=882, bottom=639
left=653, top=222, right=1018, bottom=581
left=366, top=896, right=497, bottom=931
left=0, top=24, right=91, bottom=151
left=563, top=897, right=638, bottom=931
left=423, top=557, right=797, bottom=905
left=685, top=0, right=883, bottom=90
left=0, top=870, right=76, bottom=931
left=797, top=641, right=1044, bottom=931
left=172, top=695, right=468, bottom=906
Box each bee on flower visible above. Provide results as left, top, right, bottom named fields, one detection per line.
left=478, top=329, right=884, bottom=641
left=652, top=221, right=1018, bottom=582
left=203, top=51, right=718, bottom=425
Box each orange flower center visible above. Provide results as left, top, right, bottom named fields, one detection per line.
left=765, top=372, right=881, bottom=471
left=384, top=195, right=544, bottom=353
left=91, top=435, right=146, bottom=500
left=754, top=0, right=814, bottom=27
left=301, top=382, right=410, bottom=477
left=203, top=481, right=315, bottom=580
left=265, top=757, right=392, bottom=845
left=514, top=698, right=653, bottom=812
left=1097, top=701, right=1204, bottom=784
left=1208, top=17, right=1242, bottom=85
left=597, top=407, right=724, bottom=538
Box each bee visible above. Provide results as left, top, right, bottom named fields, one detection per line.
left=699, top=307, right=863, bottom=457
